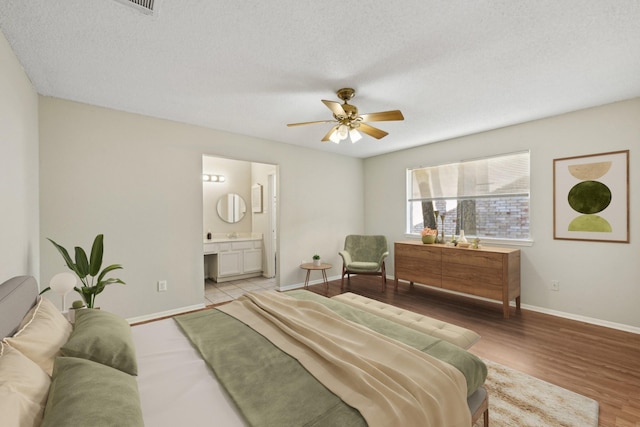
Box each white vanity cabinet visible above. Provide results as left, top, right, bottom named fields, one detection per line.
left=205, top=238, right=263, bottom=282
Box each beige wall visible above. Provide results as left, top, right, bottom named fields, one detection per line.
left=0, top=30, right=39, bottom=280
left=202, top=156, right=253, bottom=236
left=4, top=27, right=637, bottom=329
left=38, top=97, right=364, bottom=319
left=364, top=98, right=640, bottom=329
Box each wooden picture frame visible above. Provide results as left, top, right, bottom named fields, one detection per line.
left=553, top=150, right=629, bottom=243
left=251, top=184, right=263, bottom=213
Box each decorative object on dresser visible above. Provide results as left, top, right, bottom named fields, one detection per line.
left=41, top=234, right=125, bottom=309
left=420, top=227, right=437, bottom=244
left=394, top=241, right=521, bottom=318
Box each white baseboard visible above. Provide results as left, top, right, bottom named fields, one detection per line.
left=396, top=280, right=640, bottom=335
left=279, top=274, right=342, bottom=291
left=129, top=279, right=640, bottom=335
left=520, top=303, right=640, bottom=335
left=127, top=303, right=206, bottom=325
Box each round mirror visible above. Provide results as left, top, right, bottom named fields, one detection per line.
left=216, top=193, right=247, bottom=223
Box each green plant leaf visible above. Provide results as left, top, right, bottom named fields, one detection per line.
left=94, top=281, right=107, bottom=295
left=74, top=247, right=90, bottom=278
left=78, top=286, right=96, bottom=308
left=89, top=234, right=104, bottom=277
left=96, top=264, right=124, bottom=284
left=101, top=278, right=125, bottom=286
left=47, top=238, right=79, bottom=275
left=48, top=234, right=124, bottom=308
left=38, top=286, right=51, bottom=295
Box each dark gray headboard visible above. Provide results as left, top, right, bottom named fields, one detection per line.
left=0, top=276, right=38, bottom=338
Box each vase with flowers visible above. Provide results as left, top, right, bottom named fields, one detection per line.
left=420, top=227, right=437, bottom=244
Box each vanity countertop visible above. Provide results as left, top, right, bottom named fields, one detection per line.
left=204, top=233, right=262, bottom=243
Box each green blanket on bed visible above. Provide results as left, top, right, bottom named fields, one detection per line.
left=174, top=291, right=486, bottom=427
left=286, top=289, right=486, bottom=397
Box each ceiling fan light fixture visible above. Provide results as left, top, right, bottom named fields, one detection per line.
left=287, top=87, right=404, bottom=144
left=349, top=128, right=362, bottom=143
left=337, top=124, right=349, bottom=139
left=329, top=131, right=342, bottom=144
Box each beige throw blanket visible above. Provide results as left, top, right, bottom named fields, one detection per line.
left=218, top=291, right=471, bottom=427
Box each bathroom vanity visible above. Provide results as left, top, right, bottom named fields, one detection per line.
left=204, top=234, right=263, bottom=282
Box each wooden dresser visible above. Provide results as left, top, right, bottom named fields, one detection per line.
left=394, top=241, right=521, bottom=318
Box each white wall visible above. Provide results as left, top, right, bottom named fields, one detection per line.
left=39, top=97, right=364, bottom=318
left=364, top=98, right=640, bottom=329
left=0, top=30, right=39, bottom=280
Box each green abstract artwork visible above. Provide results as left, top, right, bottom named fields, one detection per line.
left=554, top=150, right=629, bottom=243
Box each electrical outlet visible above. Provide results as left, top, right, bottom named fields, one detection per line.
left=157, top=280, right=167, bottom=292
left=550, top=280, right=560, bottom=291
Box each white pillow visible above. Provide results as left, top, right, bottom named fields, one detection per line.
left=0, top=343, right=51, bottom=427
left=3, top=296, right=72, bottom=375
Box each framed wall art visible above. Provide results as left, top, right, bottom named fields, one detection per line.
left=553, top=150, right=629, bottom=243
left=251, top=183, right=263, bottom=213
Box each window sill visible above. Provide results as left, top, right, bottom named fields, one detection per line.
left=403, top=234, right=533, bottom=247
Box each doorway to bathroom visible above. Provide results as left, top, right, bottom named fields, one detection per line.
left=202, top=155, right=278, bottom=303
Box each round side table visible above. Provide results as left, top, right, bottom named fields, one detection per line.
left=299, top=262, right=332, bottom=291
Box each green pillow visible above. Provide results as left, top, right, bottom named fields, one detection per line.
left=41, top=357, right=144, bottom=427
left=61, top=308, right=138, bottom=375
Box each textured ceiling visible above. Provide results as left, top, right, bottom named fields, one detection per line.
left=1, top=1, right=639, bottom=158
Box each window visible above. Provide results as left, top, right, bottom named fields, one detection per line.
left=407, top=151, right=530, bottom=241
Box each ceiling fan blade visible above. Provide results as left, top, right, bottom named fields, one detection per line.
left=358, top=123, right=389, bottom=139
left=321, top=125, right=339, bottom=142
left=322, top=100, right=347, bottom=117
left=287, top=120, right=335, bottom=127
left=359, top=110, right=404, bottom=122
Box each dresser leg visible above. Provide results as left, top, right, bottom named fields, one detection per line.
left=503, top=301, right=510, bottom=319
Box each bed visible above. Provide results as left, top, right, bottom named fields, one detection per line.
left=1, top=275, right=489, bottom=427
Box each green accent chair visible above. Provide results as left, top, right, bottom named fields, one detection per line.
left=338, top=235, right=389, bottom=291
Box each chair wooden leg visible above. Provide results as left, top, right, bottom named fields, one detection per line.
left=341, top=265, right=346, bottom=292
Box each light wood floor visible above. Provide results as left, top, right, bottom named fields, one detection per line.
left=306, top=275, right=640, bottom=427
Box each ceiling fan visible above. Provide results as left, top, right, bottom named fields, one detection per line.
left=287, top=88, right=404, bottom=144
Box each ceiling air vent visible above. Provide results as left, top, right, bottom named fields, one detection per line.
left=112, top=0, right=157, bottom=15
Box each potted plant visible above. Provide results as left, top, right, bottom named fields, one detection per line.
left=68, top=300, right=86, bottom=322
left=312, top=254, right=321, bottom=267
left=41, top=234, right=125, bottom=308
left=420, top=227, right=437, bottom=244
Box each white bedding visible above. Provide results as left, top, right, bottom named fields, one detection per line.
left=131, top=318, right=247, bottom=427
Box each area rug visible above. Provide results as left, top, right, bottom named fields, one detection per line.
left=473, top=359, right=599, bottom=427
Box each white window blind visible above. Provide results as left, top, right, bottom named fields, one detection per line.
left=409, top=151, right=530, bottom=200
left=407, top=151, right=531, bottom=241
